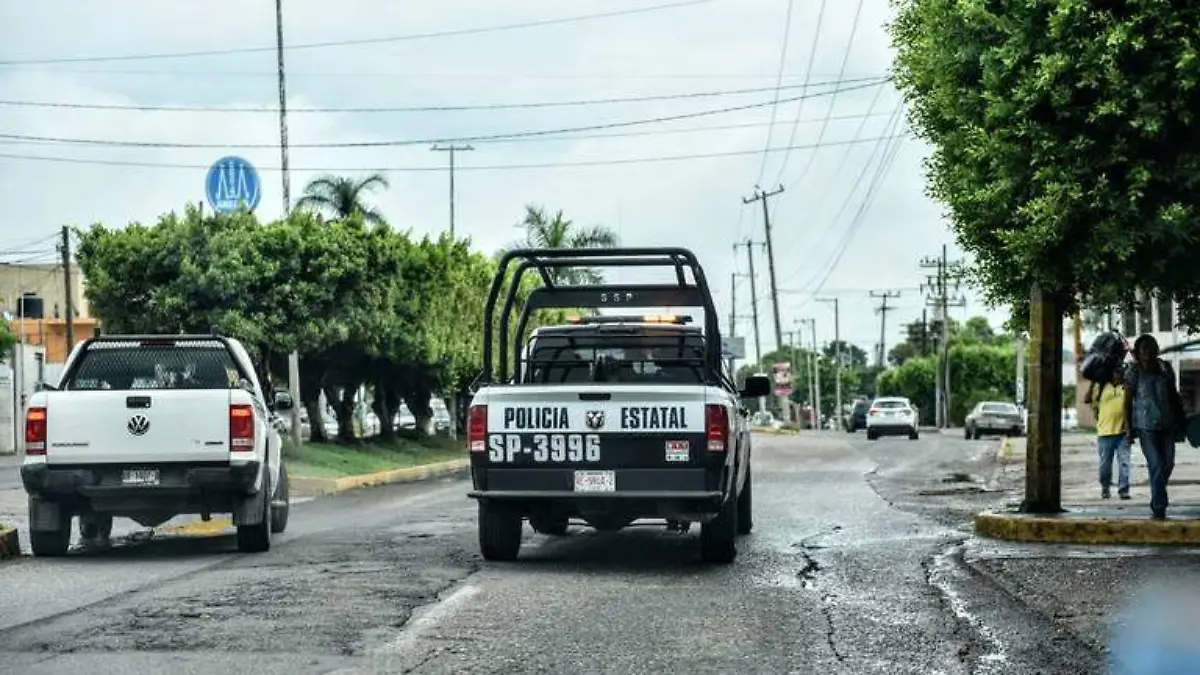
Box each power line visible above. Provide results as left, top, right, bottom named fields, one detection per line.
left=0, top=80, right=892, bottom=149
left=0, top=1, right=714, bottom=66
left=768, top=0, right=828, bottom=187
left=0, top=109, right=898, bottom=150
left=0, top=75, right=888, bottom=114
left=753, top=0, right=797, bottom=187
left=781, top=0, right=868, bottom=192
left=0, top=133, right=912, bottom=172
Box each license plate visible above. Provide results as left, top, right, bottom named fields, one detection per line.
left=573, top=470, right=615, bottom=493
left=122, top=469, right=159, bottom=486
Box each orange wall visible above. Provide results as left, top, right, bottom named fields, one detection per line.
left=9, top=318, right=100, bottom=364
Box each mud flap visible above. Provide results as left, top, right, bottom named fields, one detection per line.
left=233, top=485, right=267, bottom=526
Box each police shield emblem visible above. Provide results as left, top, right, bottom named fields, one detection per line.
left=585, top=410, right=605, bottom=430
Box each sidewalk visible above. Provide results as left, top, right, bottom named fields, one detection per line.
left=976, top=431, right=1200, bottom=544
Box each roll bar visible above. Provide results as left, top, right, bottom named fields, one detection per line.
left=482, top=247, right=721, bottom=384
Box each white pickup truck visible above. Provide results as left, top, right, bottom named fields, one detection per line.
left=468, top=247, right=771, bottom=564
left=20, top=333, right=293, bottom=556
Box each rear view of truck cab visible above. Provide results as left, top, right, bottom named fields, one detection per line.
left=20, top=334, right=292, bottom=556
left=467, top=247, right=771, bottom=564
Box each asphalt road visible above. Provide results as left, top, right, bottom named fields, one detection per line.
left=0, top=433, right=1107, bottom=674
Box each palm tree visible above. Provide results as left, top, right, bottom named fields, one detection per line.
left=511, top=205, right=618, bottom=285
left=295, top=173, right=390, bottom=224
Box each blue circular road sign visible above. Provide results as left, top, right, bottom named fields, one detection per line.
left=205, top=156, right=262, bottom=214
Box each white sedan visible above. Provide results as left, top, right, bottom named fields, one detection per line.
left=865, top=397, right=920, bottom=441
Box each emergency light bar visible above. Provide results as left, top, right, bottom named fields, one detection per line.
left=564, top=314, right=693, bottom=325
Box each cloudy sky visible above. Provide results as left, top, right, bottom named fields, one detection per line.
left=0, top=0, right=1011, bottom=362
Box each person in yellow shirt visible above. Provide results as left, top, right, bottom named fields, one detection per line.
left=1085, top=368, right=1132, bottom=500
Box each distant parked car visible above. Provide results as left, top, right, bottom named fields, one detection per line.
left=964, top=401, right=1025, bottom=439
left=845, top=398, right=870, bottom=432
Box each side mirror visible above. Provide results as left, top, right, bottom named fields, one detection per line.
left=740, top=374, right=772, bottom=399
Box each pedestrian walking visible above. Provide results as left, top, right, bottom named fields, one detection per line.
left=1124, top=334, right=1186, bottom=519
left=1084, top=368, right=1132, bottom=500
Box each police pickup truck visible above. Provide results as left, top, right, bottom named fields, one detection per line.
left=20, top=332, right=293, bottom=556
left=467, top=247, right=771, bottom=564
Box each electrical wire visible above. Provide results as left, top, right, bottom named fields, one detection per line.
left=777, top=0, right=867, bottom=193
left=0, top=79, right=892, bottom=149
left=0, top=75, right=888, bottom=114
left=0, top=133, right=912, bottom=173
left=766, top=0, right=828, bottom=187
left=753, top=0, right=797, bottom=187
left=0, top=1, right=714, bottom=66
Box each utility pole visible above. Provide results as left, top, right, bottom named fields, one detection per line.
left=870, top=290, right=901, bottom=368
left=743, top=186, right=788, bottom=420
left=817, top=297, right=841, bottom=430
left=728, top=273, right=737, bottom=376
left=734, top=240, right=767, bottom=412
left=431, top=144, right=474, bottom=237
left=797, top=318, right=817, bottom=429
left=920, top=244, right=965, bottom=429
left=59, top=226, right=74, bottom=355
left=276, top=0, right=302, bottom=446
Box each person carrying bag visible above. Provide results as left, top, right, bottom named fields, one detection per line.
left=1124, top=334, right=1186, bottom=519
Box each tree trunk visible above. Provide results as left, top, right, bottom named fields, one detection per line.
left=403, top=388, right=434, bottom=437
left=373, top=372, right=397, bottom=442
left=300, top=357, right=327, bottom=442
left=303, top=398, right=326, bottom=443
left=1022, top=286, right=1064, bottom=513
left=336, top=385, right=358, bottom=442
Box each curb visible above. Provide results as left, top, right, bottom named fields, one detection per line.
left=975, top=510, right=1200, bottom=546
left=0, top=523, right=18, bottom=560
left=290, top=458, right=470, bottom=497
left=751, top=428, right=801, bottom=436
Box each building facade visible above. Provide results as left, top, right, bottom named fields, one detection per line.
left=0, top=262, right=96, bottom=365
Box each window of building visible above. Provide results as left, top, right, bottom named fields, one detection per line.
left=1158, top=297, right=1175, bottom=332
left=1122, top=309, right=1137, bottom=337
left=1138, top=292, right=1153, bottom=334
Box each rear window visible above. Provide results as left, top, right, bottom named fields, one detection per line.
left=64, top=341, right=243, bottom=391
left=874, top=399, right=910, bottom=409
left=523, top=329, right=706, bottom=385
left=982, top=403, right=1018, bottom=415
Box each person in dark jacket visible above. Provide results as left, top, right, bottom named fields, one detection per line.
left=1124, top=334, right=1184, bottom=519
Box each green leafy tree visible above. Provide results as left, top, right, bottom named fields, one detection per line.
left=295, top=173, right=390, bottom=225
left=891, top=1, right=1200, bottom=324
left=0, top=320, right=16, bottom=360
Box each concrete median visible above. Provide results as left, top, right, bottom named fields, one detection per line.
left=975, top=509, right=1200, bottom=546
left=291, top=458, right=470, bottom=498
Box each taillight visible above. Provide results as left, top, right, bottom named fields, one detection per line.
left=229, top=404, right=255, bottom=451
left=468, top=405, right=488, bottom=452
left=25, top=406, right=46, bottom=455
left=869, top=408, right=881, bottom=416
left=706, top=404, right=729, bottom=452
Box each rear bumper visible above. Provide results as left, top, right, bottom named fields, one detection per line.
left=21, top=461, right=261, bottom=499
left=469, top=467, right=728, bottom=514
left=867, top=423, right=916, bottom=434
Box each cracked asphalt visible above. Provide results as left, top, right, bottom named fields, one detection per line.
left=0, top=433, right=1115, bottom=673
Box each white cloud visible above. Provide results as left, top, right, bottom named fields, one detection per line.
left=0, top=0, right=1010, bottom=366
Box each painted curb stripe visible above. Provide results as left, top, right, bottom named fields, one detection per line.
left=975, top=511, right=1200, bottom=546
left=291, top=458, right=471, bottom=497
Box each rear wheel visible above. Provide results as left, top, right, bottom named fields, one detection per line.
left=964, top=426, right=971, bottom=440
left=28, top=497, right=71, bottom=557
left=479, top=502, right=523, bottom=561
left=909, top=428, right=920, bottom=440
left=972, top=428, right=982, bottom=440
left=270, top=464, right=290, bottom=534
left=736, top=465, right=753, bottom=535
left=236, top=473, right=272, bottom=553
left=529, top=514, right=569, bottom=536
left=701, top=491, right=738, bottom=564
left=867, top=428, right=878, bottom=441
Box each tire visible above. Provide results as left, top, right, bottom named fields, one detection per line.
left=736, top=465, right=753, bottom=535
left=236, top=473, right=272, bottom=553
left=270, top=463, right=290, bottom=534
left=866, top=429, right=878, bottom=441
left=479, top=502, right=522, bottom=561
left=701, top=490, right=738, bottom=564
left=972, top=429, right=982, bottom=441
left=909, top=428, right=920, bottom=440
left=79, top=514, right=113, bottom=540
left=529, top=514, right=569, bottom=536
left=28, top=498, right=71, bottom=557
left=964, top=427, right=971, bottom=440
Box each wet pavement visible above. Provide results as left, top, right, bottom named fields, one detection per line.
left=0, top=432, right=1144, bottom=674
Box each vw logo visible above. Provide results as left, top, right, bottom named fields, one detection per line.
left=585, top=410, right=605, bottom=430
left=127, top=414, right=150, bottom=436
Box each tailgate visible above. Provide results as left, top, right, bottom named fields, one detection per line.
left=483, top=384, right=709, bottom=470
left=44, top=390, right=234, bottom=464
